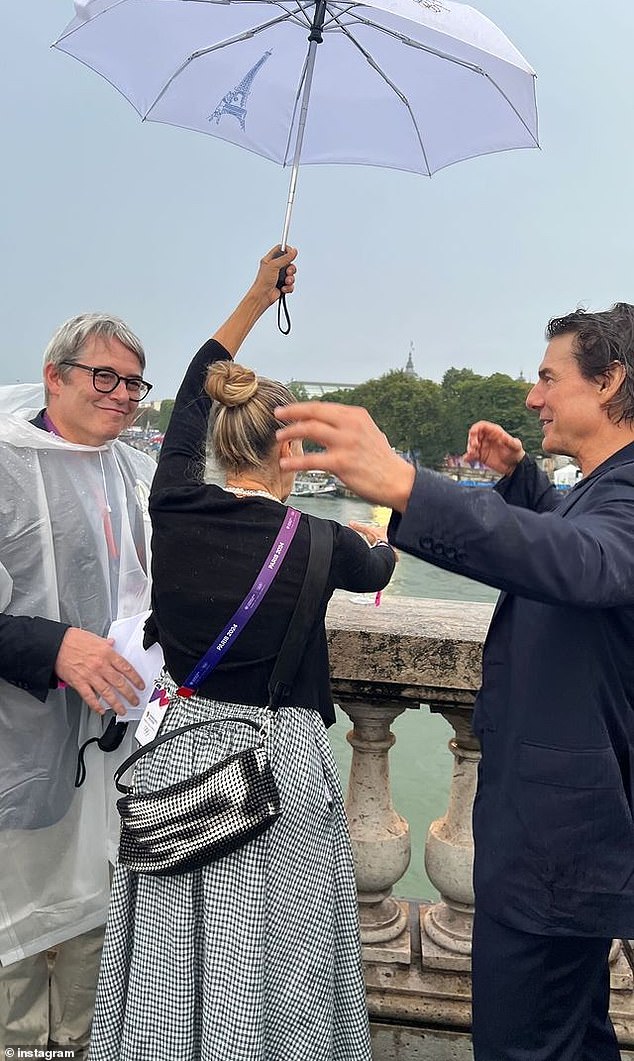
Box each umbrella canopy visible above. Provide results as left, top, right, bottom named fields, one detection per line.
left=55, top=0, right=537, bottom=332
left=55, top=0, right=537, bottom=179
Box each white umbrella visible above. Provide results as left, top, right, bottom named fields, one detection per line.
left=54, top=0, right=538, bottom=252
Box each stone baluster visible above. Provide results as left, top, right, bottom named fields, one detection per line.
left=609, top=939, right=634, bottom=992
left=421, top=705, right=480, bottom=971
left=341, top=700, right=412, bottom=963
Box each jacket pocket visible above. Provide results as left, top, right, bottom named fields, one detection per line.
left=515, top=741, right=632, bottom=894
left=518, top=742, right=621, bottom=790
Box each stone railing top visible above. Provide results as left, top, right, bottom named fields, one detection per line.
left=326, top=592, right=495, bottom=706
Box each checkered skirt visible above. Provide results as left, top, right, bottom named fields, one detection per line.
left=88, top=679, right=371, bottom=1061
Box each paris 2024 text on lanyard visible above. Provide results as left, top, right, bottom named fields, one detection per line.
left=136, top=507, right=302, bottom=745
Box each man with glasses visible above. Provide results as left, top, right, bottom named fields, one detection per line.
left=0, top=314, right=156, bottom=1057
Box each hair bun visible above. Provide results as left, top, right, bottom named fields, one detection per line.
left=206, top=360, right=258, bottom=407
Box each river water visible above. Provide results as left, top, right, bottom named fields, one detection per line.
left=291, top=493, right=498, bottom=901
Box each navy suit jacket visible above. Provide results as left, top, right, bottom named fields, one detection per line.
left=389, top=442, right=634, bottom=938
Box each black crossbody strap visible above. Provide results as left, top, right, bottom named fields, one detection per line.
left=114, top=715, right=261, bottom=794
left=268, top=515, right=334, bottom=709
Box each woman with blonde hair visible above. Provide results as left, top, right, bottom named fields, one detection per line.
left=88, top=248, right=395, bottom=1061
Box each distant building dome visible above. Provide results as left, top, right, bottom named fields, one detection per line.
left=404, top=340, right=417, bottom=378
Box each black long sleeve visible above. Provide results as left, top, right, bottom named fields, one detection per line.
left=0, top=408, right=72, bottom=701
left=148, top=339, right=395, bottom=725
left=0, top=613, right=69, bottom=701
left=151, top=338, right=230, bottom=497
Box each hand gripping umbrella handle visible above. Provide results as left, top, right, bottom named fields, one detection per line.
left=273, top=247, right=292, bottom=335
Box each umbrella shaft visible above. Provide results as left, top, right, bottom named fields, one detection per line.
left=281, top=1, right=327, bottom=249
left=280, top=41, right=318, bottom=250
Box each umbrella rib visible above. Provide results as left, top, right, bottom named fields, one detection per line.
left=336, top=11, right=539, bottom=148
left=333, top=19, right=432, bottom=175
left=54, top=0, right=129, bottom=44
left=471, top=72, right=539, bottom=146
left=339, top=12, right=486, bottom=75
left=232, top=0, right=313, bottom=30
left=318, top=1, right=358, bottom=30
left=141, top=8, right=300, bottom=122
left=281, top=53, right=311, bottom=167
left=275, top=0, right=313, bottom=30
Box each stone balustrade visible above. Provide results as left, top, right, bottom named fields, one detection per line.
left=325, top=592, right=634, bottom=1060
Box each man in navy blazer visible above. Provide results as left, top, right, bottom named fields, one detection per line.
left=276, top=303, right=634, bottom=1060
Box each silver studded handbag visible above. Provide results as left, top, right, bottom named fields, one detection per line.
left=114, top=513, right=333, bottom=877
left=114, top=713, right=280, bottom=876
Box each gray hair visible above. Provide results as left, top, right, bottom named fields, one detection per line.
left=42, top=313, right=146, bottom=401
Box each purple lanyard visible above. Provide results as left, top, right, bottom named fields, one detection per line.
left=152, top=506, right=302, bottom=701
left=42, top=411, right=62, bottom=436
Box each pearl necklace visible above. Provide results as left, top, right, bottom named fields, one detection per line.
left=223, top=484, right=283, bottom=504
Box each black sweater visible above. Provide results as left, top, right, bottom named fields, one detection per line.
left=146, top=339, right=395, bottom=726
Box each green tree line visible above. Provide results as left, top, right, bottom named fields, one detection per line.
left=323, top=367, right=543, bottom=468
left=152, top=370, right=543, bottom=469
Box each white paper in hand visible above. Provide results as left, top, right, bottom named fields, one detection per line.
left=107, top=611, right=164, bottom=720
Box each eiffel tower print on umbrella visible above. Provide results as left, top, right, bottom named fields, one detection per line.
left=210, top=51, right=273, bottom=132
left=55, top=0, right=538, bottom=322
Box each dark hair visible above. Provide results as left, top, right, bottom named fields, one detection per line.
left=546, top=303, right=634, bottom=424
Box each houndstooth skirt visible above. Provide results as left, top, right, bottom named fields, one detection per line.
left=88, top=678, right=371, bottom=1061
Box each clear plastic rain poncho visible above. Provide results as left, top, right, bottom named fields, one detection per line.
left=0, top=387, right=155, bottom=964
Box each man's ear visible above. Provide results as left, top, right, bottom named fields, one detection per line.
left=598, top=361, right=626, bottom=406
left=43, top=362, right=64, bottom=398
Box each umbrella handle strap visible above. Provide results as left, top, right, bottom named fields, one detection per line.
left=273, top=248, right=292, bottom=335
left=277, top=292, right=291, bottom=335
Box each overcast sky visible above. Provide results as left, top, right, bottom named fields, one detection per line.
left=2, top=0, right=633, bottom=399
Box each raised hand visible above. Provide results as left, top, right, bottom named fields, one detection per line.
left=252, top=245, right=297, bottom=306
left=276, top=402, right=415, bottom=511
left=54, top=627, right=145, bottom=716
left=464, top=420, right=525, bottom=476
left=349, top=521, right=399, bottom=559
left=212, top=245, right=297, bottom=356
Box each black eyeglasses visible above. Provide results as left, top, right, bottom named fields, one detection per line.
left=60, top=361, right=153, bottom=402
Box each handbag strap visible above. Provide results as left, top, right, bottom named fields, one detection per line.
left=114, top=715, right=262, bottom=794
left=268, top=514, right=334, bottom=709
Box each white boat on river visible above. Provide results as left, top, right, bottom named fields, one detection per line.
left=290, top=471, right=337, bottom=497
